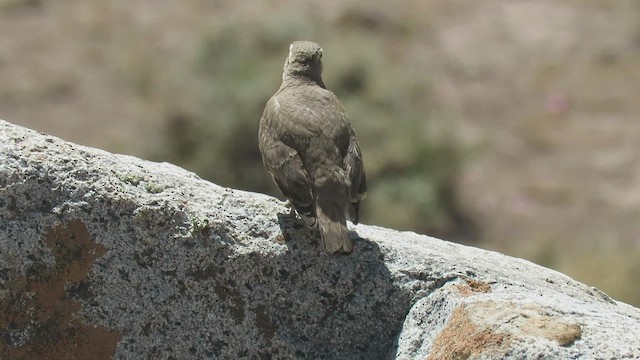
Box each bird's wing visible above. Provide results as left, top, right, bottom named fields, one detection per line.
left=259, top=98, right=316, bottom=225
left=343, top=127, right=367, bottom=224
left=262, top=142, right=316, bottom=225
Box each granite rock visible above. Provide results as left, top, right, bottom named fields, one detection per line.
left=1, top=119, right=639, bottom=359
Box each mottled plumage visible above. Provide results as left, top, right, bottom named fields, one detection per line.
left=258, top=41, right=367, bottom=253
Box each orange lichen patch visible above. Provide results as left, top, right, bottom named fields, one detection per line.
left=273, top=233, right=286, bottom=245
left=428, top=305, right=511, bottom=360
left=0, top=220, right=121, bottom=359
left=455, top=277, right=492, bottom=297
left=551, top=323, right=582, bottom=346
left=428, top=300, right=583, bottom=359
left=502, top=303, right=582, bottom=347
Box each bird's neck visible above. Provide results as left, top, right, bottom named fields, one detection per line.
left=282, top=64, right=326, bottom=89
left=282, top=74, right=326, bottom=89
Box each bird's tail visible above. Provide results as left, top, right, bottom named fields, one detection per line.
left=315, top=182, right=353, bottom=254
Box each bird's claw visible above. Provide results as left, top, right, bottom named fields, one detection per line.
left=282, top=200, right=297, bottom=216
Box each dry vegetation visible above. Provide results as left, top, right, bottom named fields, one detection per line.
left=1, top=0, right=639, bottom=305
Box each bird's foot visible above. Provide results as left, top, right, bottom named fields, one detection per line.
left=277, top=198, right=297, bottom=219
left=283, top=200, right=297, bottom=216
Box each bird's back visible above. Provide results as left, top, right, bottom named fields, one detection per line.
left=267, top=84, right=352, bottom=177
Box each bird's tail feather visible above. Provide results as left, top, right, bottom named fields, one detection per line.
left=316, top=184, right=352, bottom=254
left=317, top=209, right=352, bottom=253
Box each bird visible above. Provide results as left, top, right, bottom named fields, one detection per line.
left=258, top=41, right=367, bottom=254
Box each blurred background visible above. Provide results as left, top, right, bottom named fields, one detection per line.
left=1, top=0, right=639, bottom=306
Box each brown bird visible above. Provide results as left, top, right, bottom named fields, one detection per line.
left=258, top=41, right=367, bottom=253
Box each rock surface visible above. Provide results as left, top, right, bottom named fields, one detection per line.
left=1, top=118, right=639, bottom=359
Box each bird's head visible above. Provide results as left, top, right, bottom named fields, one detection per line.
left=282, top=41, right=325, bottom=87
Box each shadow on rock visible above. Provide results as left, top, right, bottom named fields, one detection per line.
left=213, top=212, right=412, bottom=359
